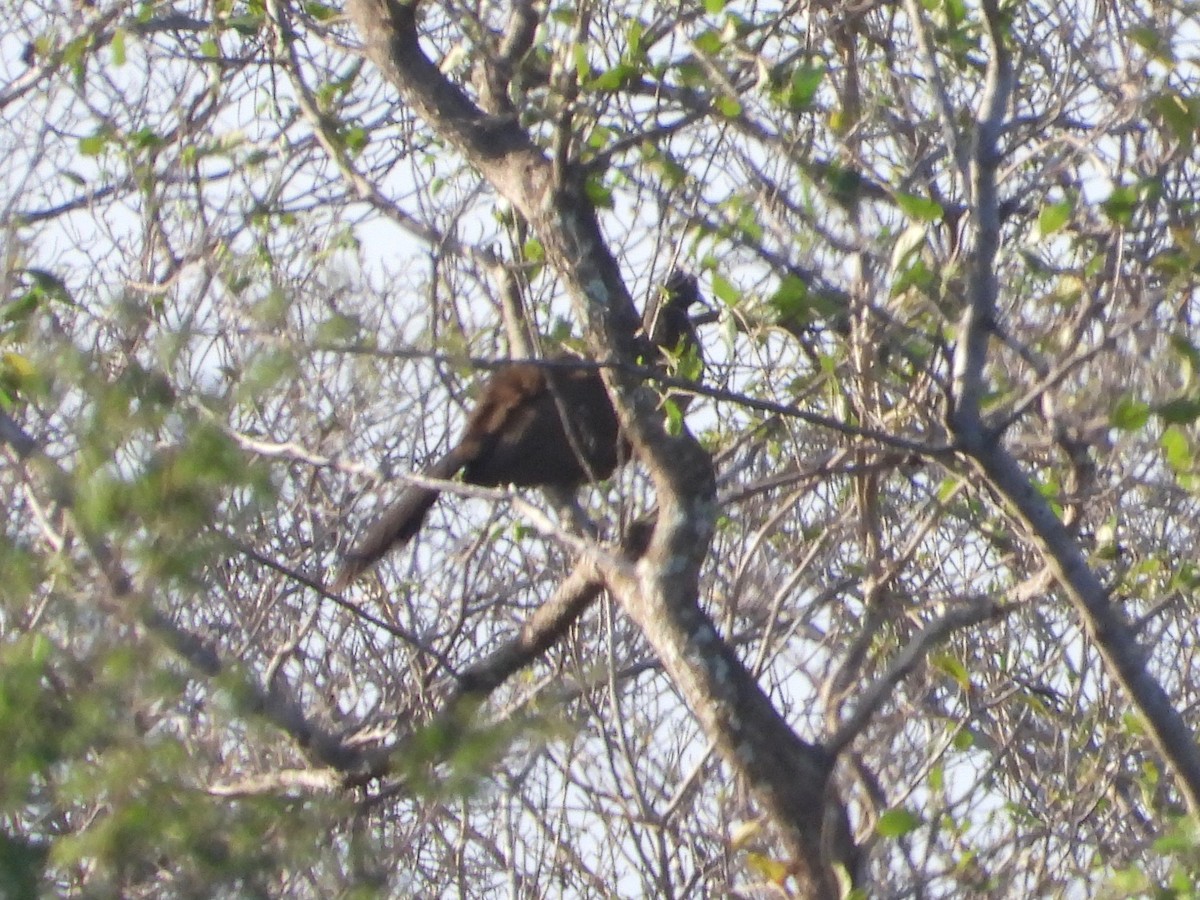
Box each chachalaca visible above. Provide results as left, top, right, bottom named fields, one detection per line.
left=334, top=271, right=704, bottom=589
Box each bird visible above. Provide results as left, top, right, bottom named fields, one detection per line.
left=333, top=271, right=705, bottom=590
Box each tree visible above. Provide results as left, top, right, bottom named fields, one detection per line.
left=3, top=0, right=1200, bottom=895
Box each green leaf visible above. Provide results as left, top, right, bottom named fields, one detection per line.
left=877, top=808, right=922, bottom=838
left=951, top=728, right=975, bottom=750
left=703, top=0, right=725, bottom=12
left=224, top=13, right=263, bottom=35
left=590, top=62, right=636, bottom=92
left=693, top=29, right=724, bottom=56
left=79, top=130, right=109, bottom=156
left=929, top=763, right=944, bottom=792
left=522, top=238, right=545, bottom=265
left=303, top=1, right=338, bottom=21
left=1129, top=25, right=1173, bottom=62
left=710, top=272, right=739, bottom=305
left=0, top=827, right=46, bottom=895
left=714, top=95, right=742, bottom=117
left=61, top=33, right=90, bottom=80
left=1162, top=426, right=1191, bottom=472
left=895, top=192, right=944, bottom=223
left=675, top=343, right=704, bottom=382
left=1101, top=185, right=1139, bottom=226
left=1153, top=91, right=1199, bottom=147
left=111, top=27, right=126, bottom=66
left=2, top=291, right=40, bottom=328
left=1110, top=395, right=1151, bottom=430
left=931, top=653, right=971, bottom=690
left=1035, top=473, right=1061, bottom=499
left=782, top=64, right=824, bottom=110
left=130, top=127, right=164, bottom=152
left=1129, top=26, right=1162, bottom=54
left=583, top=174, right=613, bottom=208
left=1122, top=711, right=1147, bottom=737
left=1108, top=866, right=1149, bottom=892
left=1170, top=333, right=1200, bottom=385
left=664, top=398, right=683, bottom=435
left=942, top=0, right=967, bottom=26
left=769, top=274, right=810, bottom=321
left=1151, top=817, right=1200, bottom=854
left=1157, top=397, right=1200, bottom=425
left=1037, top=199, right=1073, bottom=236
left=585, top=124, right=614, bottom=151
left=936, top=476, right=961, bottom=502
left=340, top=126, right=368, bottom=154
left=625, top=20, right=644, bottom=58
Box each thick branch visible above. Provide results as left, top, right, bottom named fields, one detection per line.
left=599, top=547, right=859, bottom=894
left=449, top=520, right=652, bottom=702
left=949, top=0, right=1011, bottom=436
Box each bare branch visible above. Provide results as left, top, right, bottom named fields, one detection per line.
left=828, top=596, right=1008, bottom=756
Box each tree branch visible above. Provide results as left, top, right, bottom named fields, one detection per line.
left=945, top=1, right=1200, bottom=816
left=828, top=596, right=1007, bottom=756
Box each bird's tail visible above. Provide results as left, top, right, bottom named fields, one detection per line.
left=332, top=449, right=465, bottom=591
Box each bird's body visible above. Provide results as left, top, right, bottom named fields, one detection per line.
left=334, top=272, right=703, bottom=589
left=458, top=361, right=623, bottom=488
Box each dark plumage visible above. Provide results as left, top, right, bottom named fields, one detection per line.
left=334, top=271, right=704, bottom=589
